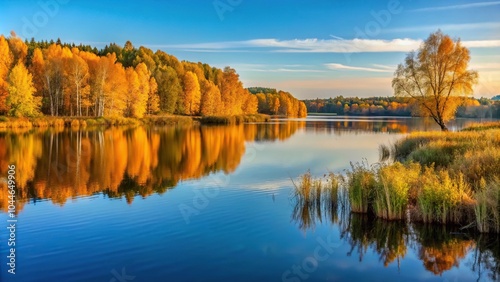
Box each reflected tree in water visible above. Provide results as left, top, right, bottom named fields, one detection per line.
left=0, top=122, right=305, bottom=210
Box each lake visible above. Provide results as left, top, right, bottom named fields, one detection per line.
left=0, top=117, right=498, bottom=282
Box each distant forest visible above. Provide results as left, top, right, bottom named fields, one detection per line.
left=247, top=87, right=307, bottom=117
left=0, top=32, right=306, bottom=118
left=304, top=96, right=500, bottom=119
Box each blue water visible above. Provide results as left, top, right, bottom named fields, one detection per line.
left=0, top=117, right=497, bottom=282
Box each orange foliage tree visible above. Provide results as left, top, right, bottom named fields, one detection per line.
left=0, top=35, right=13, bottom=114
left=393, top=30, right=478, bottom=131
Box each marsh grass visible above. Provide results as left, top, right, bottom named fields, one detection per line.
left=346, top=160, right=376, bottom=214
left=294, top=122, right=500, bottom=232
left=292, top=171, right=344, bottom=230
left=374, top=162, right=420, bottom=220
left=461, top=121, right=500, bottom=131
left=377, top=123, right=500, bottom=231
left=475, top=178, right=500, bottom=233
left=417, top=168, right=473, bottom=224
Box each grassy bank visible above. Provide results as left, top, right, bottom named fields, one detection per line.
left=296, top=121, right=500, bottom=233
left=0, top=114, right=271, bottom=129
left=198, top=114, right=270, bottom=125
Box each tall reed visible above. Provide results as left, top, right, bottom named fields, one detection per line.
left=475, top=178, right=500, bottom=233
left=346, top=160, right=376, bottom=214
left=374, top=162, right=420, bottom=220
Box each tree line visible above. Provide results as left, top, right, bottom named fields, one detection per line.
left=305, top=96, right=500, bottom=119
left=248, top=87, right=307, bottom=117
left=0, top=32, right=306, bottom=118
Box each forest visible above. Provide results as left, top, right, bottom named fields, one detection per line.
left=0, top=32, right=306, bottom=119
left=248, top=87, right=307, bottom=117
left=305, top=96, right=500, bottom=119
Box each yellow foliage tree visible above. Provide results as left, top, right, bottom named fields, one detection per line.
left=200, top=80, right=221, bottom=116
left=393, top=30, right=478, bottom=131
left=298, top=101, right=308, bottom=118
left=0, top=35, right=13, bottom=114
left=182, top=71, right=201, bottom=115
left=147, top=77, right=160, bottom=114
left=29, top=48, right=45, bottom=104
left=7, top=31, right=27, bottom=65
left=65, top=48, right=89, bottom=116
left=124, top=67, right=140, bottom=117
left=7, top=63, right=41, bottom=117
left=242, top=93, right=258, bottom=114
left=133, top=62, right=150, bottom=118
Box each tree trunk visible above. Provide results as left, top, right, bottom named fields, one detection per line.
left=439, top=122, right=449, bottom=132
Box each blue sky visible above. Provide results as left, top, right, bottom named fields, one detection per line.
left=1, top=0, right=499, bottom=98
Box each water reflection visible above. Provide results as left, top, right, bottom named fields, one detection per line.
left=0, top=122, right=305, bottom=211
left=303, top=116, right=494, bottom=134
left=292, top=193, right=500, bottom=280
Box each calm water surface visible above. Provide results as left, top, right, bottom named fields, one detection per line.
left=0, top=117, right=498, bottom=282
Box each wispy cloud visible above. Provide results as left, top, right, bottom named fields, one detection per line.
left=372, top=64, right=397, bottom=70
left=243, top=68, right=326, bottom=73
left=410, top=1, right=500, bottom=12
left=470, top=63, right=500, bottom=70
left=384, top=22, right=500, bottom=33
left=154, top=38, right=500, bottom=53
left=325, top=63, right=393, bottom=73
left=157, top=38, right=422, bottom=53
left=232, top=63, right=326, bottom=73
left=463, top=40, right=500, bottom=48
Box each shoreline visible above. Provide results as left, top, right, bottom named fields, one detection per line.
left=0, top=114, right=272, bottom=129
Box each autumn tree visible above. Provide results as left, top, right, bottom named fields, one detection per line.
left=298, top=101, right=307, bottom=118
left=392, top=31, right=478, bottom=131
left=255, top=93, right=269, bottom=114
left=270, top=96, right=280, bottom=115
left=41, top=44, right=72, bottom=116
left=104, top=56, right=127, bottom=116
left=29, top=48, right=45, bottom=109
left=7, top=31, right=27, bottom=65
left=133, top=63, right=150, bottom=118
left=200, top=80, right=221, bottom=116
left=7, top=63, right=41, bottom=117
left=155, top=65, right=181, bottom=114
left=0, top=35, right=13, bottom=114
left=124, top=67, right=140, bottom=117
left=242, top=93, right=258, bottom=114
left=147, top=77, right=160, bottom=114
left=181, top=71, right=201, bottom=115
left=65, top=48, right=89, bottom=116
left=220, top=67, right=243, bottom=115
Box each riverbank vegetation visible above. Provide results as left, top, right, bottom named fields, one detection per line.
left=304, top=96, right=500, bottom=119
left=295, top=121, right=500, bottom=233
left=0, top=113, right=273, bottom=130
left=0, top=32, right=306, bottom=122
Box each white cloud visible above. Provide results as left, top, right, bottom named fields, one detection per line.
left=463, top=40, right=500, bottom=48
left=410, top=1, right=500, bottom=12
left=231, top=63, right=326, bottom=73
left=372, top=64, right=397, bottom=70
left=325, top=63, right=393, bottom=73
left=154, top=38, right=500, bottom=53
left=157, top=38, right=423, bottom=53
left=470, top=63, right=500, bottom=70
